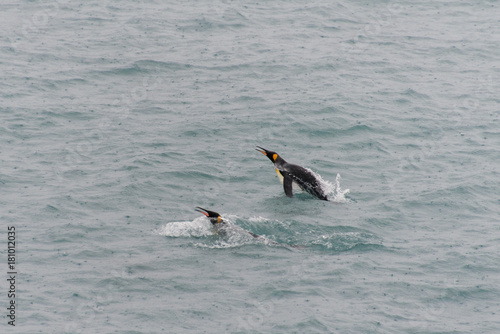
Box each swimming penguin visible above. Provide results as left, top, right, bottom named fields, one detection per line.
left=195, top=207, right=260, bottom=238
left=195, top=207, right=305, bottom=249
left=256, top=146, right=329, bottom=200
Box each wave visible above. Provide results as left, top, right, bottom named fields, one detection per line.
left=156, top=214, right=380, bottom=252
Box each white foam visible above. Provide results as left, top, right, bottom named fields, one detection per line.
left=155, top=216, right=213, bottom=237
left=192, top=224, right=259, bottom=249
left=156, top=215, right=285, bottom=248
left=329, top=173, right=350, bottom=203
left=248, top=216, right=271, bottom=223
left=305, top=169, right=350, bottom=203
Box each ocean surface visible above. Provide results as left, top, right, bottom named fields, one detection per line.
left=1, top=1, right=500, bottom=333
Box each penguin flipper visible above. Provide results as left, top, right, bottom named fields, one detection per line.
left=282, top=171, right=294, bottom=198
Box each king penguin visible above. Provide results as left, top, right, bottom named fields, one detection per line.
left=256, top=146, right=329, bottom=200
left=195, top=207, right=304, bottom=248
left=195, top=207, right=260, bottom=238
left=195, top=207, right=228, bottom=236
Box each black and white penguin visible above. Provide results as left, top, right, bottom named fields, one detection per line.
left=256, top=146, right=329, bottom=200
left=195, top=207, right=304, bottom=248
left=195, top=207, right=259, bottom=238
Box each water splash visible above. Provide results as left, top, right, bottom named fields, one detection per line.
left=247, top=216, right=270, bottom=223
left=329, top=173, right=350, bottom=203
left=305, top=169, right=350, bottom=203
left=155, top=217, right=213, bottom=238
left=157, top=216, right=278, bottom=248
left=157, top=212, right=379, bottom=252
left=310, top=231, right=369, bottom=251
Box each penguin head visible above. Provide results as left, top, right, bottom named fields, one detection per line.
left=256, top=146, right=281, bottom=163
left=195, top=207, right=223, bottom=225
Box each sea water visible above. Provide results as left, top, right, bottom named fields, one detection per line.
left=1, top=1, right=499, bottom=333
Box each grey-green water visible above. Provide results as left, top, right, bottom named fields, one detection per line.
left=1, top=1, right=500, bottom=333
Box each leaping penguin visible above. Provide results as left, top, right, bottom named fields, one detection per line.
left=256, top=146, right=329, bottom=201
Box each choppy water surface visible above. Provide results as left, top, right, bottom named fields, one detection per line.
left=1, top=1, right=500, bottom=333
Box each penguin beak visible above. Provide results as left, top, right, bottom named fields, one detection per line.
left=195, top=207, right=209, bottom=216
left=256, top=146, right=268, bottom=156
left=195, top=207, right=223, bottom=225
left=256, top=146, right=278, bottom=163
